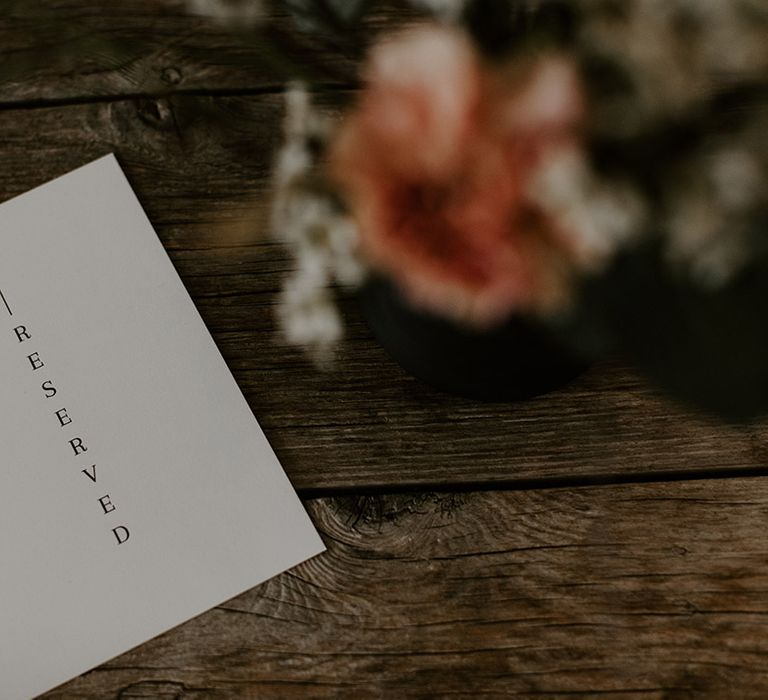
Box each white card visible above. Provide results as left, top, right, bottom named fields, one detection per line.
left=0, top=155, right=325, bottom=699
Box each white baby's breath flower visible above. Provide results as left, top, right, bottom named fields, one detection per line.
left=530, top=151, right=646, bottom=269
left=278, top=265, right=343, bottom=367
left=272, top=83, right=365, bottom=363
left=274, top=141, right=312, bottom=191
left=274, top=182, right=364, bottom=286
left=282, top=83, right=328, bottom=151
left=666, top=198, right=749, bottom=289
left=580, top=0, right=768, bottom=137
left=710, top=149, right=764, bottom=212
left=326, top=216, right=365, bottom=286
left=666, top=148, right=766, bottom=289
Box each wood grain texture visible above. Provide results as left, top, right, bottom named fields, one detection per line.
left=41, top=476, right=768, bottom=698
left=0, top=96, right=766, bottom=493
left=3, top=3, right=767, bottom=698
left=0, top=1, right=416, bottom=104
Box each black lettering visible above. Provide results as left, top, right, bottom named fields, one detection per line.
left=27, top=352, right=44, bottom=371
left=13, top=325, right=30, bottom=343
left=55, top=408, right=72, bottom=428
left=69, top=437, right=87, bottom=456
left=98, top=494, right=116, bottom=514
left=112, top=526, right=130, bottom=545
left=82, top=464, right=96, bottom=483
left=41, top=380, right=57, bottom=398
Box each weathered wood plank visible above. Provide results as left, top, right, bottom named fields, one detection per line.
left=43, top=476, right=768, bottom=698
left=0, top=0, right=414, bottom=104
left=0, top=96, right=767, bottom=492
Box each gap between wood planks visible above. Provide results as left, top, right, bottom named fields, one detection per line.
left=0, top=82, right=358, bottom=112
left=296, top=462, right=768, bottom=500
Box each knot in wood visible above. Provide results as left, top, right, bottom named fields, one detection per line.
left=161, top=66, right=182, bottom=86
left=136, top=98, right=175, bottom=131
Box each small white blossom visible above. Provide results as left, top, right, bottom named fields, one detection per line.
left=278, top=265, right=343, bottom=367
left=710, top=149, right=764, bottom=212
left=666, top=148, right=766, bottom=289
left=530, top=151, right=646, bottom=269
left=666, top=204, right=749, bottom=289
left=579, top=0, right=768, bottom=136
left=272, top=83, right=366, bottom=363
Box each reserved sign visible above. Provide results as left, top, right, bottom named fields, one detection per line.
left=3, top=304, right=132, bottom=546
left=0, top=155, right=324, bottom=699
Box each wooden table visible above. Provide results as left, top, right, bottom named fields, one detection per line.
left=4, top=3, right=768, bottom=697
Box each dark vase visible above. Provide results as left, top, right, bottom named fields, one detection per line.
left=359, top=277, right=590, bottom=401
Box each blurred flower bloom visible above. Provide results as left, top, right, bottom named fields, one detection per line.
left=329, top=26, right=610, bottom=326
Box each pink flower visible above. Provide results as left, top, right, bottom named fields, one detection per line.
left=329, top=26, right=587, bottom=326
